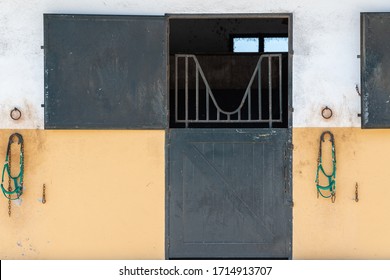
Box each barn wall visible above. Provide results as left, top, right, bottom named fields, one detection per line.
left=2, top=0, right=390, bottom=259
left=0, top=130, right=165, bottom=259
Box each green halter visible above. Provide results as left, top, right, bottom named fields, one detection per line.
left=1, top=133, right=24, bottom=200
left=315, top=131, right=336, bottom=203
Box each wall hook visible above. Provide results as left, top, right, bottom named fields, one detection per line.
left=321, top=106, right=333, bottom=119
left=42, top=184, right=46, bottom=204
left=355, top=182, right=359, bottom=202
left=10, top=107, right=22, bottom=121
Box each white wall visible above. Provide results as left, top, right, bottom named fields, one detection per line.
left=1, top=0, right=390, bottom=129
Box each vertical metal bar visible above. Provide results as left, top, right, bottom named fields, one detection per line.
left=217, top=110, right=220, bottom=121
left=279, top=55, right=282, bottom=121
left=175, top=55, right=178, bottom=122
left=185, top=56, right=189, bottom=128
left=196, top=63, right=199, bottom=121
left=258, top=59, right=262, bottom=121
left=268, top=56, right=272, bottom=128
left=227, top=114, right=230, bottom=121
left=238, top=110, right=241, bottom=121
left=206, top=87, right=209, bottom=121
left=248, top=88, right=251, bottom=121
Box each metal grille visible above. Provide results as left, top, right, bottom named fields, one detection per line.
left=174, top=54, right=283, bottom=128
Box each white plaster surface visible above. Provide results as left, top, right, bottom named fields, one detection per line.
left=1, top=0, right=390, bottom=128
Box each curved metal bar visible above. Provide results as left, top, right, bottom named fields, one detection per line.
left=175, top=54, right=282, bottom=123
left=190, top=54, right=266, bottom=116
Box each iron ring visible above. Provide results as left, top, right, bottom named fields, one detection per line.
left=10, top=107, right=22, bottom=121
left=321, top=106, right=333, bottom=119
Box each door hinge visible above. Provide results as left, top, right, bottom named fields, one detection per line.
left=288, top=106, right=294, bottom=113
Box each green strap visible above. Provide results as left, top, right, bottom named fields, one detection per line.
left=1, top=164, right=23, bottom=199
left=316, top=179, right=335, bottom=198
left=315, top=131, right=336, bottom=201
left=0, top=134, right=24, bottom=200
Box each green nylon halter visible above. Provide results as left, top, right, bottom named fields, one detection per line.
left=0, top=133, right=24, bottom=200
left=315, top=131, right=336, bottom=202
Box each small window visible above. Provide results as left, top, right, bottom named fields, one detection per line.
left=233, top=37, right=259, bottom=53
left=264, top=37, right=288, bottom=52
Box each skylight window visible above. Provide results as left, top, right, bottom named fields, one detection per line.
left=233, top=37, right=259, bottom=53
left=264, top=37, right=288, bottom=52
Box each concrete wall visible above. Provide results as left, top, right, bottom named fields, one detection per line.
left=3, top=0, right=390, bottom=129
left=2, top=0, right=390, bottom=259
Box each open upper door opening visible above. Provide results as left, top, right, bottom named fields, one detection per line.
left=169, top=17, right=290, bottom=128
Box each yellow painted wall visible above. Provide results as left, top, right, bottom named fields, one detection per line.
left=293, top=128, right=390, bottom=259
left=4, top=127, right=390, bottom=259
left=0, top=130, right=165, bottom=259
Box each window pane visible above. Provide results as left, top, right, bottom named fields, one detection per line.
left=233, top=37, right=259, bottom=53
left=264, top=37, right=288, bottom=52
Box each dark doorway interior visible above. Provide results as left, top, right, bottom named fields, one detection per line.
left=169, top=18, right=289, bottom=128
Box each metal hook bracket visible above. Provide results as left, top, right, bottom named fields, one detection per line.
left=355, top=183, right=359, bottom=202
left=42, top=184, right=46, bottom=204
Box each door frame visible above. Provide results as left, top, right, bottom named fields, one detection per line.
left=165, top=13, right=293, bottom=259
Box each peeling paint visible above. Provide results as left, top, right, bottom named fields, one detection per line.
left=363, top=92, right=369, bottom=125
left=252, top=134, right=270, bottom=140
left=13, top=198, right=23, bottom=206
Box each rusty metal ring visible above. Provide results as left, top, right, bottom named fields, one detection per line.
left=321, top=106, right=333, bottom=119
left=10, top=107, right=22, bottom=121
